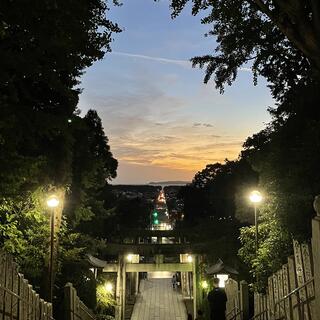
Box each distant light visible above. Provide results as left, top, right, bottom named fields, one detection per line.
left=201, top=280, right=208, bottom=289
left=249, top=190, right=262, bottom=203
left=127, top=254, right=133, bottom=262
left=68, top=119, right=72, bottom=123
left=217, top=274, right=229, bottom=288
left=47, top=195, right=59, bottom=208
left=105, top=282, right=113, bottom=293
left=153, top=211, right=158, bottom=217
left=154, top=219, right=159, bottom=225
left=187, top=255, right=193, bottom=263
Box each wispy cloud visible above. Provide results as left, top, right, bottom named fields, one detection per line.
left=111, top=51, right=252, bottom=73
left=111, top=51, right=191, bottom=68
left=193, top=122, right=214, bottom=128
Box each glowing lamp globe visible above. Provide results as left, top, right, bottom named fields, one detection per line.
left=105, top=282, right=113, bottom=293
left=249, top=190, right=262, bottom=204
left=47, top=195, right=59, bottom=208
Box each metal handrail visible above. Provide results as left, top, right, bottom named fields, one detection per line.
left=226, top=306, right=242, bottom=320
left=250, top=278, right=314, bottom=319
left=79, top=301, right=96, bottom=319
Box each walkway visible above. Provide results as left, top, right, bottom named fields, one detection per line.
left=130, top=277, right=187, bottom=320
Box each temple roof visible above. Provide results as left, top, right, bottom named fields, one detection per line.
left=87, top=254, right=109, bottom=268
left=206, top=258, right=239, bottom=275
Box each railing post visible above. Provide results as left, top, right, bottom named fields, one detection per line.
left=240, top=281, right=249, bottom=320
left=64, top=283, right=73, bottom=320
left=312, top=195, right=320, bottom=320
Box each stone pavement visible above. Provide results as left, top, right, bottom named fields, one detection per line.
left=130, top=277, right=187, bottom=320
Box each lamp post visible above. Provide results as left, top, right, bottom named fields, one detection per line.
left=46, top=195, right=59, bottom=302
left=249, top=190, right=262, bottom=255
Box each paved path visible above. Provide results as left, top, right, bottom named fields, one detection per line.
left=131, top=278, right=187, bottom=320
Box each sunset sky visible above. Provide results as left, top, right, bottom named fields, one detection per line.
left=78, top=0, right=274, bottom=184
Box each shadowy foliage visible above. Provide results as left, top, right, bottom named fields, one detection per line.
left=237, top=81, right=320, bottom=290
left=164, top=0, right=320, bottom=100
left=0, top=0, right=120, bottom=316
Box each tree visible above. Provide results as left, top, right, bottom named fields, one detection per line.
left=0, top=188, right=50, bottom=286
left=66, top=110, right=117, bottom=226
left=0, top=0, right=121, bottom=196
left=0, top=0, right=120, bottom=309
left=234, top=82, right=320, bottom=290
left=238, top=211, right=292, bottom=292
left=115, top=196, right=153, bottom=230
left=179, top=159, right=258, bottom=225
left=165, top=0, right=320, bottom=99
left=242, top=82, right=320, bottom=239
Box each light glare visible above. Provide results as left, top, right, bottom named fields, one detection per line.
left=47, top=195, right=59, bottom=208
left=201, top=280, right=208, bottom=289
left=217, top=274, right=229, bottom=288
left=187, top=255, right=193, bottom=263
left=105, top=282, right=113, bottom=293
left=249, top=190, right=262, bottom=203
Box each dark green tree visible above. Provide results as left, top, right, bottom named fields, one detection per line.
left=66, top=110, right=117, bottom=226
left=115, top=196, right=153, bottom=230
left=0, top=0, right=120, bottom=305
left=242, top=83, right=320, bottom=239
left=0, top=0, right=121, bottom=196
left=164, top=0, right=320, bottom=99
left=237, top=82, right=320, bottom=290
left=179, top=159, right=258, bottom=225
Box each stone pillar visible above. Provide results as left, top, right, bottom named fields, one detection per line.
left=240, top=281, right=249, bottom=320
left=128, top=272, right=135, bottom=297
left=132, top=254, right=139, bottom=296
left=180, top=254, right=189, bottom=297
left=312, top=195, right=320, bottom=320
left=192, top=254, right=198, bottom=318
left=115, top=255, right=124, bottom=320
left=135, top=272, right=139, bottom=294
left=122, top=259, right=126, bottom=320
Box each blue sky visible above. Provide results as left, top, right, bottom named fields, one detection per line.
left=78, top=0, right=273, bottom=184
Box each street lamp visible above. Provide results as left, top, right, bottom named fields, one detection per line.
left=104, top=282, right=113, bottom=293
left=249, top=190, right=262, bottom=255
left=201, top=280, right=208, bottom=289
left=46, top=195, right=59, bottom=302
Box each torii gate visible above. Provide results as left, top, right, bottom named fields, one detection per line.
left=89, top=235, right=205, bottom=320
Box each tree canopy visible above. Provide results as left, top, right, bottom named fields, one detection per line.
left=0, top=0, right=121, bottom=194
left=165, top=0, right=320, bottom=100
left=0, top=1, right=120, bottom=314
